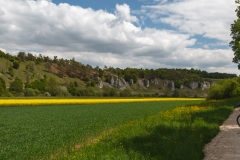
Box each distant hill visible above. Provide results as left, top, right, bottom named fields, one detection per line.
left=0, top=50, right=237, bottom=97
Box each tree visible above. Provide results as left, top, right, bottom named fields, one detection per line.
left=13, top=61, right=20, bottom=69
left=26, top=78, right=47, bottom=93
left=0, top=77, right=6, bottom=96
left=230, top=0, right=240, bottom=69
left=17, top=52, right=26, bottom=62
left=9, top=78, right=23, bottom=93
left=67, top=82, right=77, bottom=96
left=0, top=50, right=5, bottom=58
left=46, top=77, right=58, bottom=96
left=8, top=66, right=14, bottom=77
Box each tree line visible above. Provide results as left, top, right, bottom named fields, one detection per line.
left=0, top=50, right=236, bottom=83
left=0, top=50, right=238, bottom=97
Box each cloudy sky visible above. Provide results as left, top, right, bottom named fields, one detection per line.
left=0, top=0, right=239, bottom=74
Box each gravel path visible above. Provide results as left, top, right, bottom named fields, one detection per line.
left=203, top=108, right=240, bottom=160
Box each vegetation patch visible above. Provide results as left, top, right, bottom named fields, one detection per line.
left=0, top=100, right=202, bottom=159
left=63, top=99, right=235, bottom=160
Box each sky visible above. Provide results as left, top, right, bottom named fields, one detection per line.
left=0, top=0, right=239, bottom=74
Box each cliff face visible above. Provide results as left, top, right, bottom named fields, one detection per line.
left=110, top=75, right=128, bottom=90
left=93, top=75, right=211, bottom=97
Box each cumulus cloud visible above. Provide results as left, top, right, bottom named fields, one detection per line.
left=142, top=0, right=236, bottom=42
left=0, top=0, right=238, bottom=74
left=0, top=0, right=194, bottom=57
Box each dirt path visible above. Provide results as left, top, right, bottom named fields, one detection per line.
left=203, top=108, right=240, bottom=160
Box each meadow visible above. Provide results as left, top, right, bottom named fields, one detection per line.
left=0, top=98, right=235, bottom=160
left=0, top=99, right=203, bottom=160
left=66, top=99, right=235, bottom=160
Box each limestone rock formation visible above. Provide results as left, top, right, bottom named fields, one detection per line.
left=200, top=81, right=211, bottom=90
left=164, top=80, right=175, bottom=91
left=150, top=78, right=159, bottom=85
left=129, top=79, right=134, bottom=85
left=143, top=79, right=149, bottom=87
left=110, top=75, right=127, bottom=90
left=93, top=77, right=103, bottom=88
left=189, top=82, right=199, bottom=89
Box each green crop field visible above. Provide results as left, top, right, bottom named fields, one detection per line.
left=0, top=101, right=203, bottom=160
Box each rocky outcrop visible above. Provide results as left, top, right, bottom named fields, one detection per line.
left=189, top=81, right=211, bottom=90
left=110, top=75, right=127, bottom=90
left=44, top=92, right=51, bottom=97
left=164, top=80, right=175, bottom=91
left=143, top=79, right=149, bottom=87
left=93, top=77, right=103, bottom=88
left=150, top=78, right=159, bottom=85
left=138, top=79, right=147, bottom=90
left=189, top=82, right=199, bottom=89
left=129, top=79, right=134, bottom=85
left=200, top=81, right=211, bottom=90
left=103, top=82, right=112, bottom=88
left=180, top=85, right=184, bottom=89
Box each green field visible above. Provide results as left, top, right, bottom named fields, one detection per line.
left=67, top=99, right=235, bottom=160
left=0, top=100, right=205, bottom=160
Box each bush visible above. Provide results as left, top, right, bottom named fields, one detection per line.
left=207, top=78, right=240, bottom=100
left=120, top=89, right=132, bottom=97
left=9, top=78, right=23, bottom=93
left=24, top=88, right=35, bottom=97
left=0, top=77, right=6, bottom=96
left=172, top=89, right=180, bottom=97
left=67, top=82, right=77, bottom=96
left=13, top=61, right=20, bottom=69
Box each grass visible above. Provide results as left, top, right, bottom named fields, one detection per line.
left=63, top=99, right=236, bottom=160
left=0, top=100, right=203, bottom=160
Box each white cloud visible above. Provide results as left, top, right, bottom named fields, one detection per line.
left=115, top=4, right=139, bottom=23
left=142, top=0, right=236, bottom=42
left=0, top=0, right=194, bottom=56
left=0, top=0, right=238, bottom=75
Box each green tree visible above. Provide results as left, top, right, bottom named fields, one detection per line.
left=207, top=78, right=240, bottom=100
left=0, top=50, right=5, bottom=58
left=230, top=0, right=240, bottom=68
left=13, top=61, right=20, bottom=69
left=46, top=77, right=58, bottom=96
left=174, top=80, right=182, bottom=89
left=67, top=82, right=77, bottom=96
left=24, top=88, right=35, bottom=97
left=26, top=78, right=47, bottom=93
left=9, top=78, right=23, bottom=93
left=0, top=77, right=6, bottom=96
left=172, top=89, right=180, bottom=97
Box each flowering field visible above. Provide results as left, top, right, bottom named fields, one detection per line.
left=0, top=98, right=204, bottom=106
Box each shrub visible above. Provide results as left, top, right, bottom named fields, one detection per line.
left=24, top=88, right=35, bottom=97
left=9, top=78, right=23, bottom=93
left=207, top=78, right=240, bottom=100
left=172, top=89, right=180, bottom=97
left=120, top=89, right=132, bottom=97
left=0, top=77, right=6, bottom=96
left=13, top=61, right=20, bottom=69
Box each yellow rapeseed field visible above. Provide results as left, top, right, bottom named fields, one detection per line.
left=0, top=98, right=205, bottom=106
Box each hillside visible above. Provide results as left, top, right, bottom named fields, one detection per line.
left=0, top=50, right=237, bottom=97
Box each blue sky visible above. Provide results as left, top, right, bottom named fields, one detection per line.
left=0, top=0, right=238, bottom=74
